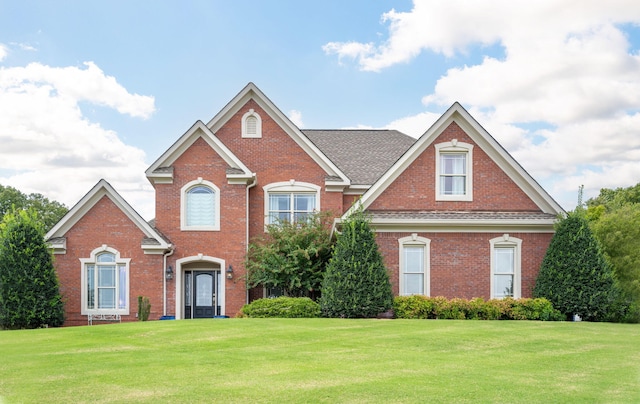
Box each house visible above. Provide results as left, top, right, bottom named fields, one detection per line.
left=46, top=83, right=563, bottom=326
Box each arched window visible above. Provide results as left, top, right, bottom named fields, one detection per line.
left=80, top=246, right=130, bottom=315
left=242, top=109, right=262, bottom=138
left=181, top=179, right=220, bottom=230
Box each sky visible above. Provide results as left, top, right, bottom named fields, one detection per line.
left=1, top=0, right=640, bottom=220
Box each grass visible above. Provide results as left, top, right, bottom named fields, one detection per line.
left=0, top=319, right=639, bottom=403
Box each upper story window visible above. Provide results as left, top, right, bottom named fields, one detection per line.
left=80, top=246, right=130, bottom=315
left=181, top=178, right=221, bottom=231
left=263, top=181, right=320, bottom=225
left=435, top=139, right=473, bottom=201
left=398, top=235, right=431, bottom=296
left=242, top=109, right=262, bottom=138
left=490, top=235, right=522, bottom=299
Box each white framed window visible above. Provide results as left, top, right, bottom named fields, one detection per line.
left=263, top=181, right=320, bottom=225
left=241, top=109, right=262, bottom=138
left=490, top=235, right=522, bottom=299
left=80, top=246, right=130, bottom=315
left=435, top=139, right=473, bottom=201
left=398, top=235, right=431, bottom=296
left=181, top=178, right=220, bottom=231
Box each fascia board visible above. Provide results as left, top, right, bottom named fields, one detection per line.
left=207, top=83, right=351, bottom=186
left=146, top=121, right=252, bottom=180
left=344, top=102, right=564, bottom=219
left=46, top=180, right=171, bottom=250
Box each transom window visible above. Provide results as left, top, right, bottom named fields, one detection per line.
left=181, top=179, right=220, bottom=231
left=435, top=140, right=473, bottom=201
left=490, top=235, right=522, bottom=299
left=81, top=247, right=130, bottom=314
left=263, top=181, right=320, bottom=226
left=399, top=235, right=430, bottom=296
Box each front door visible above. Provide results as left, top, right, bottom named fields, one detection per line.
left=184, top=270, right=220, bottom=318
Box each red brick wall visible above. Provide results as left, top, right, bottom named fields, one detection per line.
left=154, top=136, right=248, bottom=317
left=368, top=121, right=540, bottom=212
left=54, top=195, right=164, bottom=326
left=375, top=231, right=553, bottom=299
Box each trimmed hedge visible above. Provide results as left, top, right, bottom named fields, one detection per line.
left=239, top=297, right=321, bottom=318
left=393, top=295, right=564, bottom=321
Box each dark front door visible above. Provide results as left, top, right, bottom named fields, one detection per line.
left=185, top=270, right=219, bottom=319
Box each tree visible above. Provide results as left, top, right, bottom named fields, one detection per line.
left=320, top=208, right=393, bottom=318
left=533, top=212, right=618, bottom=321
left=0, top=184, right=68, bottom=232
left=0, top=209, right=64, bottom=329
left=245, top=212, right=333, bottom=298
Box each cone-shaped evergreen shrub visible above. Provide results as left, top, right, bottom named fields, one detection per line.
left=320, top=208, right=393, bottom=318
left=533, top=212, right=617, bottom=321
left=0, top=209, right=64, bottom=329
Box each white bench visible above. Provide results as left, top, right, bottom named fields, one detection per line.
left=87, top=313, right=121, bottom=325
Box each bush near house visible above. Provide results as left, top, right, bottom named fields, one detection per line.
left=534, top=212, right=621, bottom=321
left=393, top=295, right=563, bottom=321
left=320, top=208, right=393, bottom=318
left=239, top=297, right=321, bottom=318
left=0, top=209, right=64, bottom=329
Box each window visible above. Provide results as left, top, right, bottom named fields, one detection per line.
left=181, top=178, right=220, bottom=231
left=398, top=235, right=430, bottom=296
left=435, top=139, right=473, bottom=201
left=81, top=246, right=130, bottom=314
left=490, top=235, right=522, bottom=299
left=264, top=181, right=320, bottom=225
left=242, top=109, right=262, bottom=138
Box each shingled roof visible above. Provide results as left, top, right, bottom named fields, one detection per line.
left=303, top=129, right=416, bottom=185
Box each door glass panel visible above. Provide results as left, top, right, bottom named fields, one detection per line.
left=196, top=274, right=213, bottom=306
left=185, top=272, right=192, bottom=307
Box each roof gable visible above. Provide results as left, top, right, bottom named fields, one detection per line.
left=146, top=120, right=254, bottom=185
left=346, top=102, right=564, bottom=217
left=45, top=179, right=171, bottom=254
left=206, top=83, right=350, bottom=189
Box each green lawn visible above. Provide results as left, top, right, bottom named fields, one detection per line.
left=0, top=319, right=638, bottom=403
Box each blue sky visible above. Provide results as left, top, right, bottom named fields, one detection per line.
left=1, top=1, right=640, bottom=219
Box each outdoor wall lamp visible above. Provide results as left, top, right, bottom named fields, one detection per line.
left=226, top=264, right=234, bottom=279
left=166, top=265, right=174, bottom=280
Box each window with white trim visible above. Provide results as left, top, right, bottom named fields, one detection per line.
left=181, top=178, right=220, bottom=231
left=81, top=246, right=130, bottom=315
left=242, top=109, right=262, bottom=138
left=490, top=235, right=522, bottom=299
left=263, top=181, right=320, bottom=225
left=398, top=235, right=430, bottom=296
left=435, top=140, right=473, bottom=201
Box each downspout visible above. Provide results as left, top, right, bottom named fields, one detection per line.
left=163, top=246, right=175, bottom=316
left=245, top=174, right=258, bottom=306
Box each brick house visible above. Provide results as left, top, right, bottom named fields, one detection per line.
left=46, top=83, right=563, bottom=326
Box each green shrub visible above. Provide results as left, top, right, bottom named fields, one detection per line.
left=320, top=208, right=393, bottom=318
left=0, top=209, right=64, bottom=329
left=393, top=296, right=563, bottom=321
left=534, top=212, right=619, bottom=321
left=240, top=297, right=321, bottom=318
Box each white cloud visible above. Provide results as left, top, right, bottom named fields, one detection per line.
left=0, top=62, right=156, bottom=218
left=288, top=109, right=304, bottom=128
left=325, top=0, right=640, bottom=209
left=0, top=43, right=7, bottom=61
